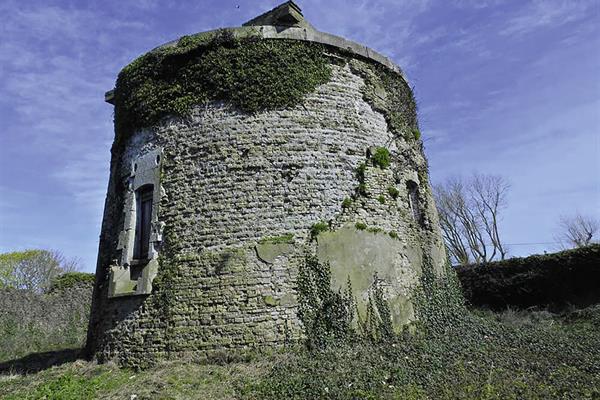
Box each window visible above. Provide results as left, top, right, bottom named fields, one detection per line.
left=406, top=180, right=421, bottom=223
left=133, top=184, right=153, bottom=260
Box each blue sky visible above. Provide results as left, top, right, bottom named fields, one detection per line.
left=1, top=0, right=598, bottom=272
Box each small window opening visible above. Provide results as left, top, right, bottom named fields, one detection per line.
left=133, top=184, right=153, bottom=260
left=406, top=181, right=421, bottom=223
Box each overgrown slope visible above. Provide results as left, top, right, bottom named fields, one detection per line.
left=1, top=305, right=599, bottom=399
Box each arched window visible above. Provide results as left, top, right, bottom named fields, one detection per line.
left=406, top=180, right=421, bottom=223
left=133, top=184, right=154, bottom=260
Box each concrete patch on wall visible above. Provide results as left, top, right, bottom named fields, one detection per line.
left=255, top=242, right=295, bottom=264
left=316, top=224, right=421, bottom=329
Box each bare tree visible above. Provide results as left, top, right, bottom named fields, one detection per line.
left=0, top=250, right=81, bottom=293
left=556, top=213, right=600, bottom=249
left=433, top=174, right=510, bottom=265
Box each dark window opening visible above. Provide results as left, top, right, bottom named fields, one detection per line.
left=133, top=185, right=153, bottom=260
left=406, top=180, right=421, bottom=224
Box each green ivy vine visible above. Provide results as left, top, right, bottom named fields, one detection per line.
left=113, top=30, right=332, bottom=149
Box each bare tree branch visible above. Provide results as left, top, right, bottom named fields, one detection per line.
left=433, top=174, right=510, bottom=265
left=556, top=213, right=600, bottom=249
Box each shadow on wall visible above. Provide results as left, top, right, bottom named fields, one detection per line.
left=0, top=348, right=83, bottom=374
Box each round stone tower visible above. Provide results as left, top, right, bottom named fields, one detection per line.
left=87, top=1, right=450, bottom=367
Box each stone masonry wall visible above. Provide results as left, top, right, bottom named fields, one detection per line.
left=88, top=58, right=446, bottom=367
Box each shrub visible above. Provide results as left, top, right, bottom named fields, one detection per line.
left=377, top=195, right=386, bottom=204
left=456, top=244, right=600, bottom=310
left=387, top=186, right=399, bottom=199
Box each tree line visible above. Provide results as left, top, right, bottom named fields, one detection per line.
left=0, top=250, right=83, bottom=293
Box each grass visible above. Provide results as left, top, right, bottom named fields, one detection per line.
left=1, top=305, right=598, bottom=399
left=0, top=358, right=271, bottom=400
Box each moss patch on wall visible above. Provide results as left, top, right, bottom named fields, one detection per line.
left=113, top=30, right=332, bottom=147
left=350, top=60, right=419, bottom=142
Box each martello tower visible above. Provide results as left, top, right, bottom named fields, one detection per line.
left=87, top=2, right=449, bottom=367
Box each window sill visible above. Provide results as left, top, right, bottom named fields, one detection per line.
left=130, top=258, right=150, bottom=267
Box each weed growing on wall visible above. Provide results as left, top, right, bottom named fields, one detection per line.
left=309, top=222, right=329, bottom=240
left=355, top=163, right=366, bottom=182
left=371, top=147, right=391, bottom=169
left=341, top=197, right=353, bottom=209
left=354, top=222, right=367, bottom=231
left=297, top=254, right=399, bottom=350
left=113, top=30, right=332, bottom=148
left=258, top=234, right=295, bottom=245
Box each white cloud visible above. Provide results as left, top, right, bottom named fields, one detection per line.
left=299, top=0, right=432, bottom=69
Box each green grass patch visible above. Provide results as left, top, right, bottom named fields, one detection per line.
left=258, top=234, right=294, bottom=245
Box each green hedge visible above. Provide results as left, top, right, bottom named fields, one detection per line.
left=455, top=245, right=600, bottom=310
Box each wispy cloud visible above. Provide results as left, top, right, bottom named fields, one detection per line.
left=300, top=0, right=432, bottom=71
left=500, top=0, right=596, bottom=36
